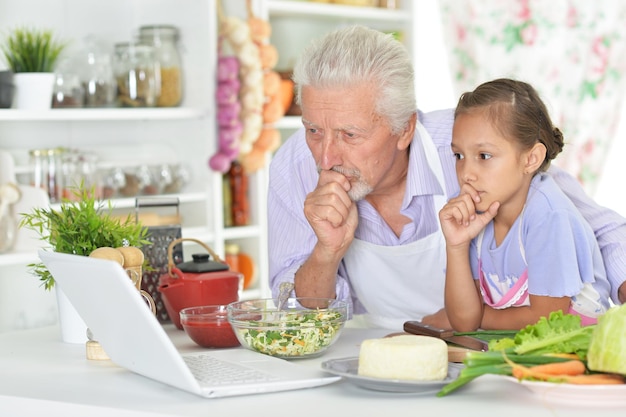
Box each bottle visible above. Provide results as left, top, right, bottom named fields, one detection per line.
left=29, top=148, right=46, bottom=191
left=113, top=42, right=159, bottom=107
left=0, top=205, right=17, bottom=253
left=45, top=148, right=62, bottom=203
left=228, top=161, right=249, bottom=226
left=0, top=182, right=20, bottom=253
left=138, top=25, right=183, bottom=107
left=224, top=243, right=240, bottom=273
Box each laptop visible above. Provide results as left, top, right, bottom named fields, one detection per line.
left=39, top=250, right=340, bottom=398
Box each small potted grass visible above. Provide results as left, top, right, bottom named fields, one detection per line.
left=0, top=26, right=67, bottom=109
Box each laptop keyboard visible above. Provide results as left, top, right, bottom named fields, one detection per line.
left=183, top=354, right=280, bottom=385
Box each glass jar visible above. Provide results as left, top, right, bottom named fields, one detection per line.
left=60, top=150, right=101, bottom=200
left=79, top=36, right=116, bottom=107
left=46, top=148, right=62, bottom=203
left=29, top=148, right=46, bottom=191
left=113, top=42, right=159, bottom=107
left=224, top=243, right=240, bottom=273
left=138, top=25, right=183, bottom=107
left=0, top=208, right=17, bottom=253
left=52, top=72, right=84, bottom=108
left=29, top=148, right=62, bottom=202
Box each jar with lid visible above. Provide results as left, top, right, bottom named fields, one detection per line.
left=78, top=35, right=116, bottom=107
left=52, top=59, right=84, bottom=108
left=138, top=25, right=183, bottom=107
left=29, top=148, right=62, bottom=202
left=60, top=150, right=101, bottom=200
left=113, top=42, right=159, bottom=107
left=52, top=72, right=84, bottom=108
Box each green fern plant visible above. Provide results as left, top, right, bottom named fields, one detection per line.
left=19, top=185, right=151, bottom=290
left=1, top=26, right=67, bottom=72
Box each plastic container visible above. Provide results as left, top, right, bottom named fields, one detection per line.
left=138, top=25, right=183, bottom=107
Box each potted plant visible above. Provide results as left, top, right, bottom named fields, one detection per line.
left=20, top=185, right=151, bottom=343
left=19, top=185, right=150, bottom=290
left=0, top=26, right=68, bottom=109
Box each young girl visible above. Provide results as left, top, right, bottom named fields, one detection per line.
left=439, top=78, right=611, bottom=332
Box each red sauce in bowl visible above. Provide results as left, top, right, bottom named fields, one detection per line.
left=182, top=320, right=240, bottom=348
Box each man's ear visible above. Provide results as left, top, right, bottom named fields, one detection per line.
left=397, top=112, right=417, bottom=151
left=525, top=142, right=547, bottom=173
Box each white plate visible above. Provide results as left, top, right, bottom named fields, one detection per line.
left=501, top=376, right=626, bottom=408
left=321, top=357, right=462, bottom=394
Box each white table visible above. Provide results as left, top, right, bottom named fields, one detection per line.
left=0, top=324, right=623, bottom=417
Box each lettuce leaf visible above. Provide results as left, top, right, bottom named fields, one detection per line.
left=488, top=310, right=594, bottom=358
left=587, top=304, right=626, bottom=375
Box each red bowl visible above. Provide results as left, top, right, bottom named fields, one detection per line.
left=180, top=305, right=240, bottom=348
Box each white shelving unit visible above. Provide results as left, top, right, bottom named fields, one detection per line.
left=0, top=0, right=270, bottom=309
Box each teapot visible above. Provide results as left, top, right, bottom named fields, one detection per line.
left=158, top=238, right=241, bottom=329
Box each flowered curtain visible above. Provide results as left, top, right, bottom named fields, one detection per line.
left=438, top=0, right=626, bottom=195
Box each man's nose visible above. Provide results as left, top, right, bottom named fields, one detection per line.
left=319, top=136, right=341, bottom=170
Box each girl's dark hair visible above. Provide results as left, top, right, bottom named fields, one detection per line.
left=454, top=78, right=564, bottom=172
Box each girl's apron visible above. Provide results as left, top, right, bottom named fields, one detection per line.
left=343, top=123, right=447, bottom=329
left=477, top=216, right=530, bottom=309
left=477, top=208, right=600, bottom=326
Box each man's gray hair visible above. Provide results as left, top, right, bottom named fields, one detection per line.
left=293, top=25, right=417, bottom=135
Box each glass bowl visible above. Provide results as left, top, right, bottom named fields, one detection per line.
left=180, top=305, right=240, bottom=348
left=227, top=298, right=348, bottom=359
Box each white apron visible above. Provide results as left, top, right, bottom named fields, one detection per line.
left=343, top=123, right=448, bottom=329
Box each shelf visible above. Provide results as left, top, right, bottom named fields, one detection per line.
left=47, top=191, right=208, bottom=211
left=0, top=107, right=207, bottom=122
left=267, top=0, right=410, bottom=22
left=223, top=225, right=262, bottom=240
left=0, top=250, right=38, bottom=267
left=274, top=115, right=302, bottom=130
left=0, top=225, right=215, bottom=268
left=240, top=287, right=264, bottom=300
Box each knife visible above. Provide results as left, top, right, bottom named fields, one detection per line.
left=403, top=321, right=489, bottom=352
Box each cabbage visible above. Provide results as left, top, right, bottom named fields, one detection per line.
left=587, top=303, right=626, bottom=375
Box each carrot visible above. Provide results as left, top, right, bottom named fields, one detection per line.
left=508, top=359, right=625, bottom=385
left=563, top=373, right=625, bottom=385
left=522, top=360, right=586, bottom=376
